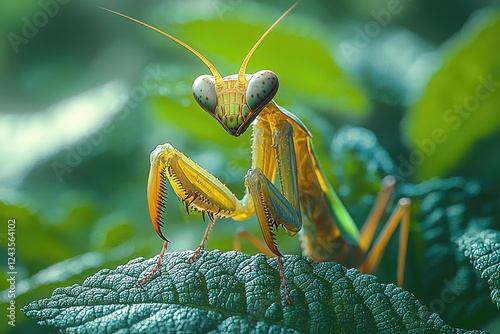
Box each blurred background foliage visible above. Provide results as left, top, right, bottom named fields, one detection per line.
left=1, top=0, right=499, bottom=332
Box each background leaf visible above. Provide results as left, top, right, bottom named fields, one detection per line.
left=403, top=9, right=500, bottom=180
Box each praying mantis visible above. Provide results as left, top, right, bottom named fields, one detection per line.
left=101, top=2, right=411, bottom=304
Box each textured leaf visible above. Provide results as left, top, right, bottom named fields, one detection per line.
left=458, top=229, right=500, bottom=310
left=399, top=180, right=499, bottom=326
left=403, top=8, right=500, bottom=180
left=22, top=250, right=484, bottom=333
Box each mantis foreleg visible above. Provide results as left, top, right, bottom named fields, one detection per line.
left=146, top=117, right=306, bottom=304
left=244, top=119, right=304, bottom=250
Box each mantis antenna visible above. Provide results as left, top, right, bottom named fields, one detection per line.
left=237, top=1, right=300, bottom=89
left=99, top=2, right=300, bottom=90
left=98, top=6, right=225, bottom=91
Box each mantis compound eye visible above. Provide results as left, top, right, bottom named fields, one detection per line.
left=246, top=70, right=279, bottom=112
left=192, top=75, right=217, bottom=114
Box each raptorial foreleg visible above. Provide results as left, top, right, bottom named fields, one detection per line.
left=243, top=120, right=304, bottom=303
left=142, top=143, right=247, bottom=283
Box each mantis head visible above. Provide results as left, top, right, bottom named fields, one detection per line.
left=191, top=70, right=279, bottom=137
left=100, top=2, right=299, bottom=136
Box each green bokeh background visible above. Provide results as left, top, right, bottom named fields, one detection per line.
left=1, top=0, right=499, bottom=332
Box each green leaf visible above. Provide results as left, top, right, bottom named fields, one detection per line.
left=22, top=250, right=484, bottom=333
left=403, top=8, right=500, bottom=180
left=458, top=228, right=500, bottom=310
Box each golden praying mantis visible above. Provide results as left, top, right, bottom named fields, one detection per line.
left=101, top=2, right=411, bottom=304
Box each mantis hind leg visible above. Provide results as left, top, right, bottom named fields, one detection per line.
left=234, top=228, right=276, bottom=257
left=358, top=176, right=411, bottom=286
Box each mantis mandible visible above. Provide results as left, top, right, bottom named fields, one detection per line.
left=101, top=2, right=411, bottom=304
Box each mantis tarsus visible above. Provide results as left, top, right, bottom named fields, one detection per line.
left=102, top=2, right=411, bottom=304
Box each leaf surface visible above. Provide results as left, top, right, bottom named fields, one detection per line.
left=22, top=250, right=484, bottom=333
left=458, top=228, right=500, bottom=310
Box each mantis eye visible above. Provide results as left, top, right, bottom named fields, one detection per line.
left=246, top=70, right=279, bottom=112
left=192, top=75, right=217, bottom=113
